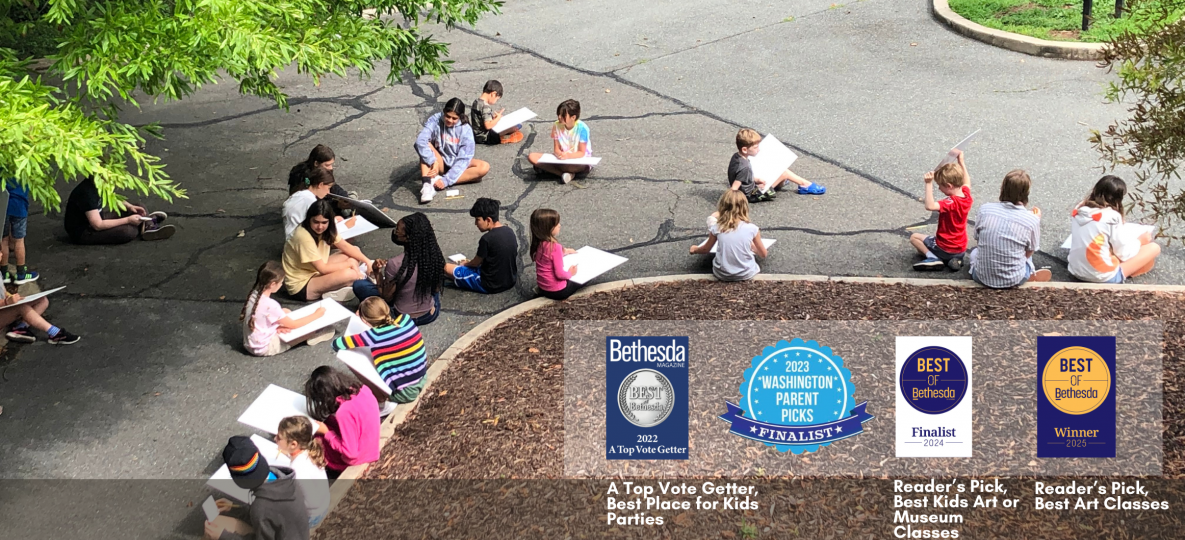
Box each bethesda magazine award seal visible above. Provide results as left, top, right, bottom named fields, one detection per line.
left=1037, top=336, right=1116, bottom=458
left=719, top=338, right=873, bottom=454
left=605, top=337, right=689, bottom=460
left=895, top=337, right=973, bottom=457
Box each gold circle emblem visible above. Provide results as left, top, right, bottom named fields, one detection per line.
left=1041, top=346, right=1110, bottom=415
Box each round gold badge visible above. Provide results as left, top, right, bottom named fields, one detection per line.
left=1041, top=346, right=1111, bottom=415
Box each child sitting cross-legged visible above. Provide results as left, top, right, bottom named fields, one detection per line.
left=528, top=99, right=594, bottom=185
left=689, top=190, right=769, bottom=282
left=968, top=170, right=1051, bottom=288
left=1067, top=175, right=1161, bottom=284
left=332, top=297, right=428, bottom=415
left=241, top=261, right=335, bottom=357
left=910, top=150, right=972, bottom=271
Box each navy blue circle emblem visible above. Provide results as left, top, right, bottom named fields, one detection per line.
left=899, top=346, right=968, bottom=415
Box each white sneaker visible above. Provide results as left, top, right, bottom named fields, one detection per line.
left=323, top=286, right=356, bottom=303
left=561, top=172, right=574, bottom=184
left=379, top=401, right=398, bottom=417
left=420, top=182, right=435, bottom=204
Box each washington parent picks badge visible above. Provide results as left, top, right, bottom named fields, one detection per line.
left=719, top=338, right=874, bottom=454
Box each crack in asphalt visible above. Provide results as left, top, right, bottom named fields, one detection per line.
left=454, top=26, right=919, bottom=201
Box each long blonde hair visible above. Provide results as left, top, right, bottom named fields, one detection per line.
left=277, top=416, right=326, bottom=468
left=715, top=190, right=751, bottom=233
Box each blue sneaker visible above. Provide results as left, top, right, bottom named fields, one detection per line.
left=13, top=268, right=38, bottom=285
left=797, top=183, right=826, bottom=195
left=913, top=257, right=945, bottom=271
left=1, top=269, right=12, bottom=285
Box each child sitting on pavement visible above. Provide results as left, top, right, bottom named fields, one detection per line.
left=690, top=190, right=769, bottom=282
left=910, top=150, right=972, bottom=271
left=1067, top=175, right=1162, bottom=284
left=968, top=170, right=1051, bottom=288
left=471, top=80, right=524, bottom=146
left=444, top=198, right=519, bottom=294
left=527, top=99, right=594, bottom=185
left=729, top=128, right=825, bottom=202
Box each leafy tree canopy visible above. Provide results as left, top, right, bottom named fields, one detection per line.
left=0, top=0, right=500, bottom=210
left=1091, top=0, right=1185, bottom=241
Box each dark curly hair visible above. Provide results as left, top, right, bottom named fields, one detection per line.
left=381, top=213, right=444, bottom=304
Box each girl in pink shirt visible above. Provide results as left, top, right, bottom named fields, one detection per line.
left=239, top=261, right=333, bottom=356
left=304, top=366, right=380, bottom=477
left=530, top=208, right=582, bottom=300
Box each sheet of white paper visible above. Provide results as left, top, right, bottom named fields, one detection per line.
left=338, top=349, right=392, bottom=397
left=337, top=215, right=378, bottom=241
left=538, top=154, right=602, bottom=167
left=325, top=193, right=398, bottom=227
left=0, top=286, right=66, bottom=310
left=279, top=298, right=352, bottom=343
left=335, top=315, right=392, bottom=396
left=448, top=254, right=467, bottom=263
left=699, top=238, right=776, bottom=254
left=445, top=189, right=460, bottom=197
left=237, top=384, right=311, bottom=434
left=202, top=496, right=219, bottom=522
left=1060, top=235, right=1072, bottom=249
left=561, top=246, right=628, bottom=285
left=748, top=135, right=799, bottom=188
left=492, top=107, right=536, bottom=134
left=206, top=435, right=282, bottom=503
left=937, top=129, right=980, bottom=167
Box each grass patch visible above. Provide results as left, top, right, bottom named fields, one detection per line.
left=949, top=0, right=1183, bottom=42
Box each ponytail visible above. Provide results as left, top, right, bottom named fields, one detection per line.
left=359, top=297, right=396, bottom=328
left=241, top=261, right=284, bottom=332
left=277, top=416, right=328, bottom=469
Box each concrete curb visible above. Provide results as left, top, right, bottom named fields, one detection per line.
left=316, top=272, right=1185, bottom=527
left=932, top=0, right=1105, bottom=60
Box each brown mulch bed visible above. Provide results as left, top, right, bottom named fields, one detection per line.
left=316, top=281, right=1185, bottom=539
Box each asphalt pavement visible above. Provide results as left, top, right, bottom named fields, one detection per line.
left=1, top=2, right=1178, bottom=538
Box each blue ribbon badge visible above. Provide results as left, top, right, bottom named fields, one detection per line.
left=719, top=338, right=874, bottom=454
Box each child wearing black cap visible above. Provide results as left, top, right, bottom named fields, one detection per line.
left=204, top=436, right=310, bottom=540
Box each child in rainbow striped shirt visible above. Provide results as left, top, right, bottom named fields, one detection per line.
left=331, top=297, right=428, bottom=409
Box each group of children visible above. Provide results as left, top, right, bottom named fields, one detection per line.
left=905, top=151, right=1161, bottom=287
left=414, top=80, right=596, bottom=204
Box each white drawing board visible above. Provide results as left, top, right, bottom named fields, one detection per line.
left=279, top=298, right=352, bottom=343
left=206, top=434, right=282, bottom=504
left=326, top=193, right=398, bottom=228
left=561, top=246, right=628, bottom=285
left=538, top=154, right=602, bottom=167
left=748, top=134, right=798, bottom=187
left=699, top=238, right=776, bottom=253
left=937, top=129, right=980, bottom=167
left=492, top=107, right=536, bottom=134
left=337, top=215, right=379, bottom=241
left=236, top=384, right=311, bottom=435
left=334, top=315, right=392, bottom=396
left=0, top=286, right=66, bottom=310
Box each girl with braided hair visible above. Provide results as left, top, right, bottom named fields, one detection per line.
left=240, top=261, right=334, bottom=356
left=352, top=212, right=444, bottom=326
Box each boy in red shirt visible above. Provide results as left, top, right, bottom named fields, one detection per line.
left=911, top=150, right=972, bottom=270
